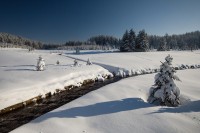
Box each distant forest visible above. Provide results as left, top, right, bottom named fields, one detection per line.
left=0, top=30, right=200, bottom=52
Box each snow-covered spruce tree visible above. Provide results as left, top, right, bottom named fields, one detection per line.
left=86, top=58, right=92, bottom=65
left=36, top=56, right=45, bottom=71
left=74, top=59, right=79, bottom=66
left=148, top=55, right=181, bottom=106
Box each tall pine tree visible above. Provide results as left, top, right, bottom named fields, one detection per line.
left=157, top=38, right=167, bottom=51
left=136, top=30, right=149, bottom=51
left=129, top=29, right=136, bottom=50
left=120, top=30, right=131, bottom=52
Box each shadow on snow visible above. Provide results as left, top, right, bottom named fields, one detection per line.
left=34, top=98, right=152, bottom=123
left=151, top=100, right=200, bottom=114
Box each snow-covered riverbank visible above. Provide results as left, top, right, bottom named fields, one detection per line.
left=11, top=69, right=200, bottom=133
left=0, top=49, right=112, bottom=110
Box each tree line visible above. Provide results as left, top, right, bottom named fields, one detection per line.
left=120, top=29, right=149, bottom=52
left=148, top=31, right=200, bottom=51
left=0, top=30, right=200, bottom=51
left=120, top=29, right=200, bottom=52
left=0, top=33, right=43, bottom=49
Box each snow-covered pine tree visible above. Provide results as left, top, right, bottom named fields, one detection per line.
left=74, top=59, right=79, bottom=66
left=86, top=58, right=92, bottom=65
left=36, top=56, right=45, bottom=71
left=148, top=55, right=181, bottom=106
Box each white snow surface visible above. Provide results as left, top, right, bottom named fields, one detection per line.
left=0, top=49, right=112, bottom=110
left=1, top=49, right=200, bottom=132
left=11, top=69, right=200, bottom=133
left=66, top=50, right=200, bottom=74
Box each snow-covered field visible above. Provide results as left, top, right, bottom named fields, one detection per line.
left=0, top=49, right=112, bottom=110
left=66, top=50, right=200, bottom=74
left=11, top=69, right=200, bottom=133
left=1, top=48, right=200, bottom=132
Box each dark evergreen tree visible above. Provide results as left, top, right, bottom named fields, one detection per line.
left=120, top=30, right=133, bottom=52
left=129, top=29, right=136, bottom=50
left=169, top=38, right=178, bottom=50
left=157, top=38, right=167, bottom=51
left=136, top=30, right=149, bottom=51
left=88, top=35, right=119, bottom=48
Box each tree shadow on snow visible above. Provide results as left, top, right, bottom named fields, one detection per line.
left=5, top=68, right=35, bottom=71
left=0, top=65, right=35, bottom=68
left=151, top=100, right=200, bottom=114
left=1, top=65, right=36, bottom=71
left=34, top=98, right=152, bottom=123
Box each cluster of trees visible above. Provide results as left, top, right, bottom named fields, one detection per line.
left=61, top=35, right=119, bottom=50
left=1, top=30, right=200, bottom=51
left=0, top=33, right=120, bottom=50
left=120, top=29, right=149, bottom=52
left=0, top=32, right=43, bottom=49
left=88, top=35, right=119, bottom=48
left=120, top=30, right=200, bottom=52
left=149, top=31, right=200, bottom=51
left=60, top=44, right=112, bottom=50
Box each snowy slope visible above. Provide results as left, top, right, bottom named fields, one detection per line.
left=66, top=50, right=200, bottom=73
left=0, top=49, right=112, bottom=110
left=11, top=69, right=200, bottom=133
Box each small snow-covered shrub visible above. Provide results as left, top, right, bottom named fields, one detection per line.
left=86, top=58, right=92, bottom=65
left=148, top=55, right=181, bottom=106
left=36, top=56, right=45, bottom=71
left=74, top=59, right=79, bottom=66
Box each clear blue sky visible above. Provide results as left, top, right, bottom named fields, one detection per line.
left=0, top=0, right=200, bottom=43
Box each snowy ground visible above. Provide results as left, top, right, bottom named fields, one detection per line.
left=11, top=69, right=200, bottom=133
left=1, top=49, right=200, bottom=132
left=0, top=49, right=112, bottom=110
left=66, top=50, right=200, bottom=74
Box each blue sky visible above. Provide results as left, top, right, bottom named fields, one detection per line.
left=0, top=0, right=200, bottom=43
